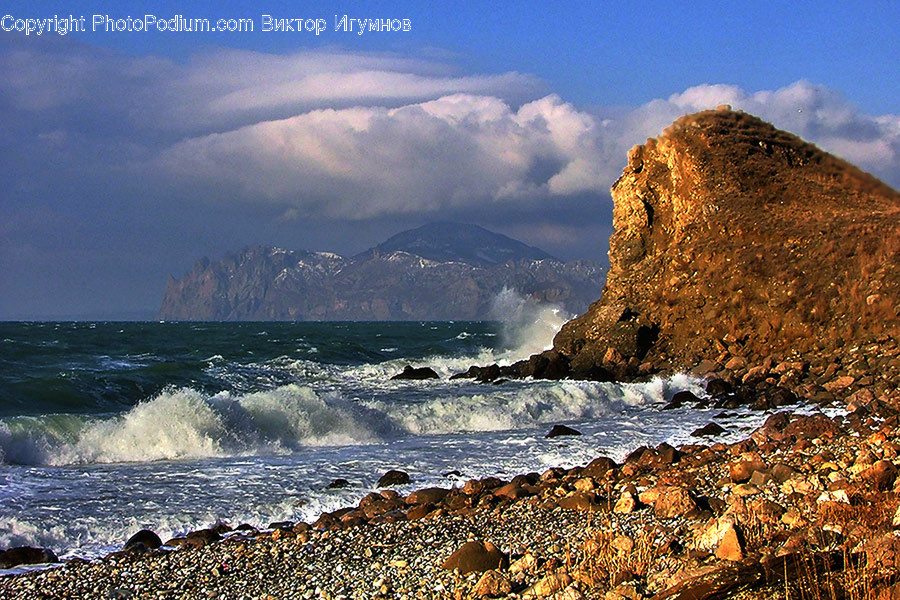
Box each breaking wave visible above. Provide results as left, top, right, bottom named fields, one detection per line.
left=0, top=375, right=704, bottom=467
left=490, top=287, right=571, bottom=362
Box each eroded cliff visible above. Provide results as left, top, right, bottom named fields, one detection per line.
left=552, top=107, right=900, bottom=394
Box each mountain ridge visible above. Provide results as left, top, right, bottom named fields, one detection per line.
left=355, top=222, right=556, bottom=266
left=159, top=223, right=604, bottom=321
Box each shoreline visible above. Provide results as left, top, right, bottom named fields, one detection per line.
left=3, top=374, right=899, bottom=599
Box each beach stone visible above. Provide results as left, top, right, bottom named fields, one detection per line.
left=123, top=529, right=162, bottom=552
left=823, top=376, right=854, bottom=393
left=613, top=490, right=637, bottom=514
left=817, top=489, right=850, bottom=504
left=493, top=482, right=535, bottom=500
left=858, top=460, right=898, bottom=491
left=558, top=587, right=586, bottom=600
left=360, top=496, right=404, bottom=519
left=462, top=477, right=504, bottom=496
left=582, top=456, right=617, bottom=478
left=441, top=540, right=508, bottom=574
left=770, top=463, right=798, bottom=483
left=573, top=477, right=595, bottom=492
left=558, top=492, right=605, bottom=512
left=326, top=478, right=350, bottom=489
left=476, top=364, right=502, bottom=383
left=638, top=488, right=660, bottom=504
left=546, top=424, right=582, bottom=438
left=729, top=460, right=767, bottom=483
left=473, top=569, right=512, bottom=597
left=510, top=551, right=538, bottom=574
left=405, top=504, right=434, bottom=521
left=210, top=520, right=232, bottom=535
left=749, top=470, right=773, bottom=486
left=0, top=546, right=59, bottom=568
left=696, top=516, right=745, bottom=561
left=732, top=483, right=761, bottom=497
left=377, top=469, right=410, bottom=487
left=624, top=445, right=651, bottom=464
left=716, top=529, right=747, bottom=562
left=406, top=487, right=449, bottom=505
left=523, top=571, right=572, bottom=597
left=783, top=414, right=842, bottom=440
left=706, top=378, right=732, bottom=396
left=753, top=411, right=792, bottom=441
left=724, top=356, right=747, bottom=370
left=742, top=365, right=769, bottom=384
left=391, top=365, right=439, bottom=380
left=653, top=486, right=700, bottom=518
left=692, top=422, right=726, bottom=437
left=184, top=528, right=221, bottom=548
left=669, top=390, right=701, bottom=408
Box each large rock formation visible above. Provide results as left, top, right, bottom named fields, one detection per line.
left=552, top=107, right=900, bottom=391
left=159, top=223, right=604, bottom=321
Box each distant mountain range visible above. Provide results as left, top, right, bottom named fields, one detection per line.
left=158, top=223, right=605, bottom=321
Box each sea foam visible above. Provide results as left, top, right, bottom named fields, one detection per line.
left=0, top=373, right=704, bottom=467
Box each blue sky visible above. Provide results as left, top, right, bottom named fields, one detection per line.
left=2, top=1, right=899, bottom=318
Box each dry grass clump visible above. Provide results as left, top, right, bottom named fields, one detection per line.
left=769, top=493, right=899, bottom=600
left=576, top=517, right=660, bottom=591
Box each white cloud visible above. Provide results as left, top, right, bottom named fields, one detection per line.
left=156, top=78, right=900, bottom=221
left=3, top=38, right=898, bottom=225
left=157, top=93, right=608, bottom=218
left=0, top=40, right=540, bottom=135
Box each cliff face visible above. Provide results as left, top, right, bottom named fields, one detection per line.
left=159, top=224, right=604, bottom=321
left=553, top=108, right=900, bottom=386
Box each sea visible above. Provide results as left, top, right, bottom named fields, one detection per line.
left=0, top=303, right=775, bottom=562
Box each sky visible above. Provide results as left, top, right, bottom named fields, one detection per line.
left=1, top=0, right=899, bottom=319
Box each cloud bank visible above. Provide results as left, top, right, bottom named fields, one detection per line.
left=2, top=36, right=899, bottom=316
left=152, top=78, right=900, bottom=223
left=4, top=38, right=898, bottom=225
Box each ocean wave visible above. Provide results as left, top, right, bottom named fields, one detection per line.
left=375, top=375, right=702, bottom=435
left=0, top=375, right=704, bottom=467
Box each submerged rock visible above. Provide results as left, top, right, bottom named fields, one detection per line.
left=692, top=422, right=727, bottom=437
left=0, top=547, right=58, bottom=569
left=545, top=424, right=582, bottom=438
left=377, top=469, right=410, bottom=488
left=390, top=365, right=439, bottom=380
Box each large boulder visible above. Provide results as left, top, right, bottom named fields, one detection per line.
left=441, top=540, right=509, bottom=574
left=391, top=365, right=439, bottom=380
left=0, top=546, right=58, bottom=569
left=123, top=529, right=163, bottom=552
left=377, top=469, right=410, bottom=488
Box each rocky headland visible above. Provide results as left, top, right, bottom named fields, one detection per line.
left=4, top=108, right=900, bottom=599
left=464, top=107, right=900, bottom=403
left=553, top=107, right=900, bottom=390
